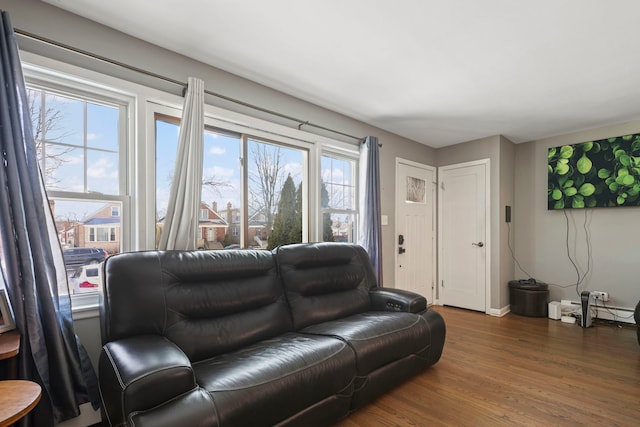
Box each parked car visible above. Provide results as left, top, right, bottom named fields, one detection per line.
left=63, top=247, right=108, bottom=266
left=70, top=264, right=103, bottom=294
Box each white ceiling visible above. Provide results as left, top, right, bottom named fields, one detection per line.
left=45, top=0, right=640, bottom=148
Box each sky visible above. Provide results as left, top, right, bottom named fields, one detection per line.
left=31, top=88, right=353, bottom=225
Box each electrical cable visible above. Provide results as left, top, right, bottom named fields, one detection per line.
left=563, top=209, right=583, bottom=297
left=506, top=215, right=578, bottom=289
left=593, top=298, right=635, bottom=321
left=506, top=222, right=532, bottom=278
left=577, top=209, right=592, bottom=287
left=544, top=209, right=594, bottom=291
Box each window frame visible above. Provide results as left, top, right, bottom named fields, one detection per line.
left=151, top=104, right=319, bottom=247
left=88, top=226, right=118, bottom=242
left=18, top=51, right=361, bottom=313
left=319, top=147, right=360, bottom=243
left=22, top=59, right=136, bottom=308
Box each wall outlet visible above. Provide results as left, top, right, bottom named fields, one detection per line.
left=590, top=291, right=609, bottom=302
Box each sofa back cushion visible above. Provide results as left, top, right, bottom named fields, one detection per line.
left=102, top=249, right=292, bottom=362
left=274, top=243, right=375, bottom=329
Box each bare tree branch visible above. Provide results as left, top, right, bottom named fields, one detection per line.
left=248, top=143, right=284, bottom=231
left=202, top=174, right=233, bottom=198
left=27, top=89, right=75, bottom=186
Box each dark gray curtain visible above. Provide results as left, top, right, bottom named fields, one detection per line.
left=358, top=136, right=383, bottom=285
left=0, top=11, right=99, bottom=426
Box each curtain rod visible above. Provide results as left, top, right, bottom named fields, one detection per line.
left=14, top=28, right=365, bottom=143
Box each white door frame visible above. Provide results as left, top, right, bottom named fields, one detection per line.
left=437, top=159, right=491, bottom=312
left=395, top=158, right=437, bottom=304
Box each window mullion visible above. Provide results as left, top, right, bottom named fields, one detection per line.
left=240, top=134, right=248, bottom=248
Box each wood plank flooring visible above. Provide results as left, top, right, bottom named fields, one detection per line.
left=336, top=306, right=639, bottom=427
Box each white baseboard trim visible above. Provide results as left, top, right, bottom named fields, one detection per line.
left=488, top=306, right=510, bottom=317
left=592, top=306, right=636, bottom=324
left=559, top=300, right=636, bottom=325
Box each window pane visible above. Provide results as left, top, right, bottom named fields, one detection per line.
left=29, top=88, right=120, bottom=195
left=155, top=116, right=308, bottom=250
left=53, top=199, right=122, bottom=296
left=26, top=85, right=125, bottom=298
left=155, top=119, right=179, bottom=223
left=87, top=102, right=119, bottom=151
left=321, top=154, right=357, bottom=244
left=200, top=130, right=241, bottom=250
left=248, top=139, right=305, bottom=250
left=324, top=213, right=356, bottom=243
left=321, top=156, right=356, bottom=210
left=44, top=93, right=83, bottom=145
left=87, top=150, right=119, bottom=194
left=44, top=144, right=84, bottom=191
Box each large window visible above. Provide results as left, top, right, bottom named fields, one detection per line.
left=19, top=57, right=358, bottom=310
left=26, top=83, right=128, bottom=296
left=155, top=115, right=307, bottom=250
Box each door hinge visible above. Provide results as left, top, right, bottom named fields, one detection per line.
left=440, top=181, right=445, bottom=190
left=441, top=280, right=444, bottom=288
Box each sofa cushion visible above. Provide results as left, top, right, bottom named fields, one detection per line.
left=193, top=332, right=355, bottom=427
left=301, top=311, right=431, bottom=376
left=129, top=388, right=217, bottom=427
left=275, top=243, right=375, bottom=329
left=103, top=250, right=293, bottom=362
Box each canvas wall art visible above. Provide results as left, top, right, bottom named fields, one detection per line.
left=548, top=133, right=640, bottom=209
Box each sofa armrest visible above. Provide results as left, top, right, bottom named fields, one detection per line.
left=369, top=288, right=427, bottom=313
left=99, top=335, right=196, bottom=427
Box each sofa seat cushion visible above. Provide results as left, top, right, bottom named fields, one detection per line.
left=301, top=311, right=431, bottom=376
left=193, top=332, right=355, bottom=427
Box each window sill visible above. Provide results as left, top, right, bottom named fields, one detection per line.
left=71, top=293, right=101, bottom=321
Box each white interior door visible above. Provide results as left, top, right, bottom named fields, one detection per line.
left=438, top=160, right=489, bottom=312
left=395, top=159, right=436, bottom=303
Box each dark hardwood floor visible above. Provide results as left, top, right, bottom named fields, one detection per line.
left=336, top=306, right=639, bottom=427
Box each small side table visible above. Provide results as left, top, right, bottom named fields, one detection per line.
left=0, top=330, right=20, bottom=379
left=0, top=380, right=41, bottom=427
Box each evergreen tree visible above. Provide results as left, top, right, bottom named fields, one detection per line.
left=268, top=175, right=298, bottom=249
left=321, top=181, right=335, bottom=242
left=288, top=183, right=303, bottom=243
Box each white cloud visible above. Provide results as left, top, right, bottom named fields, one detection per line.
left=66, top=154, right=83, bottom=165
left=208, top=146, right=226, bottom=155
left=283, top=162, right=302, bottom=180
left=203, top=165, right=235, bottom=178
left=322, top=167, right=346, bottom=183
left=87, top=157, right=114, bottom=178
left=87, top=133, right=99, bottom=141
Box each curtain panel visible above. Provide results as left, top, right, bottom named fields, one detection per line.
left=358, top=135, right=383, bottom=285
left=0, top=10, right=99, bottom=426
left=158, top=77, right=205, bottom=250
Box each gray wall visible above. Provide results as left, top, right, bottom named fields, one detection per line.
left=3, top=5, right=638, bottom=426
left=1, top=0, right=437, bottom=289
left=514, top=121, right=640, bottom=309
left=498, top=136, right=516, bottom=309
left=435, top=135, right=516, bottom=311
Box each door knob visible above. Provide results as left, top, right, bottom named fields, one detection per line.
left=472, top=242, right=484, bottom=247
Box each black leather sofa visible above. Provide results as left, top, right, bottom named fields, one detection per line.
left=99, top=243, right=446, bottom=427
